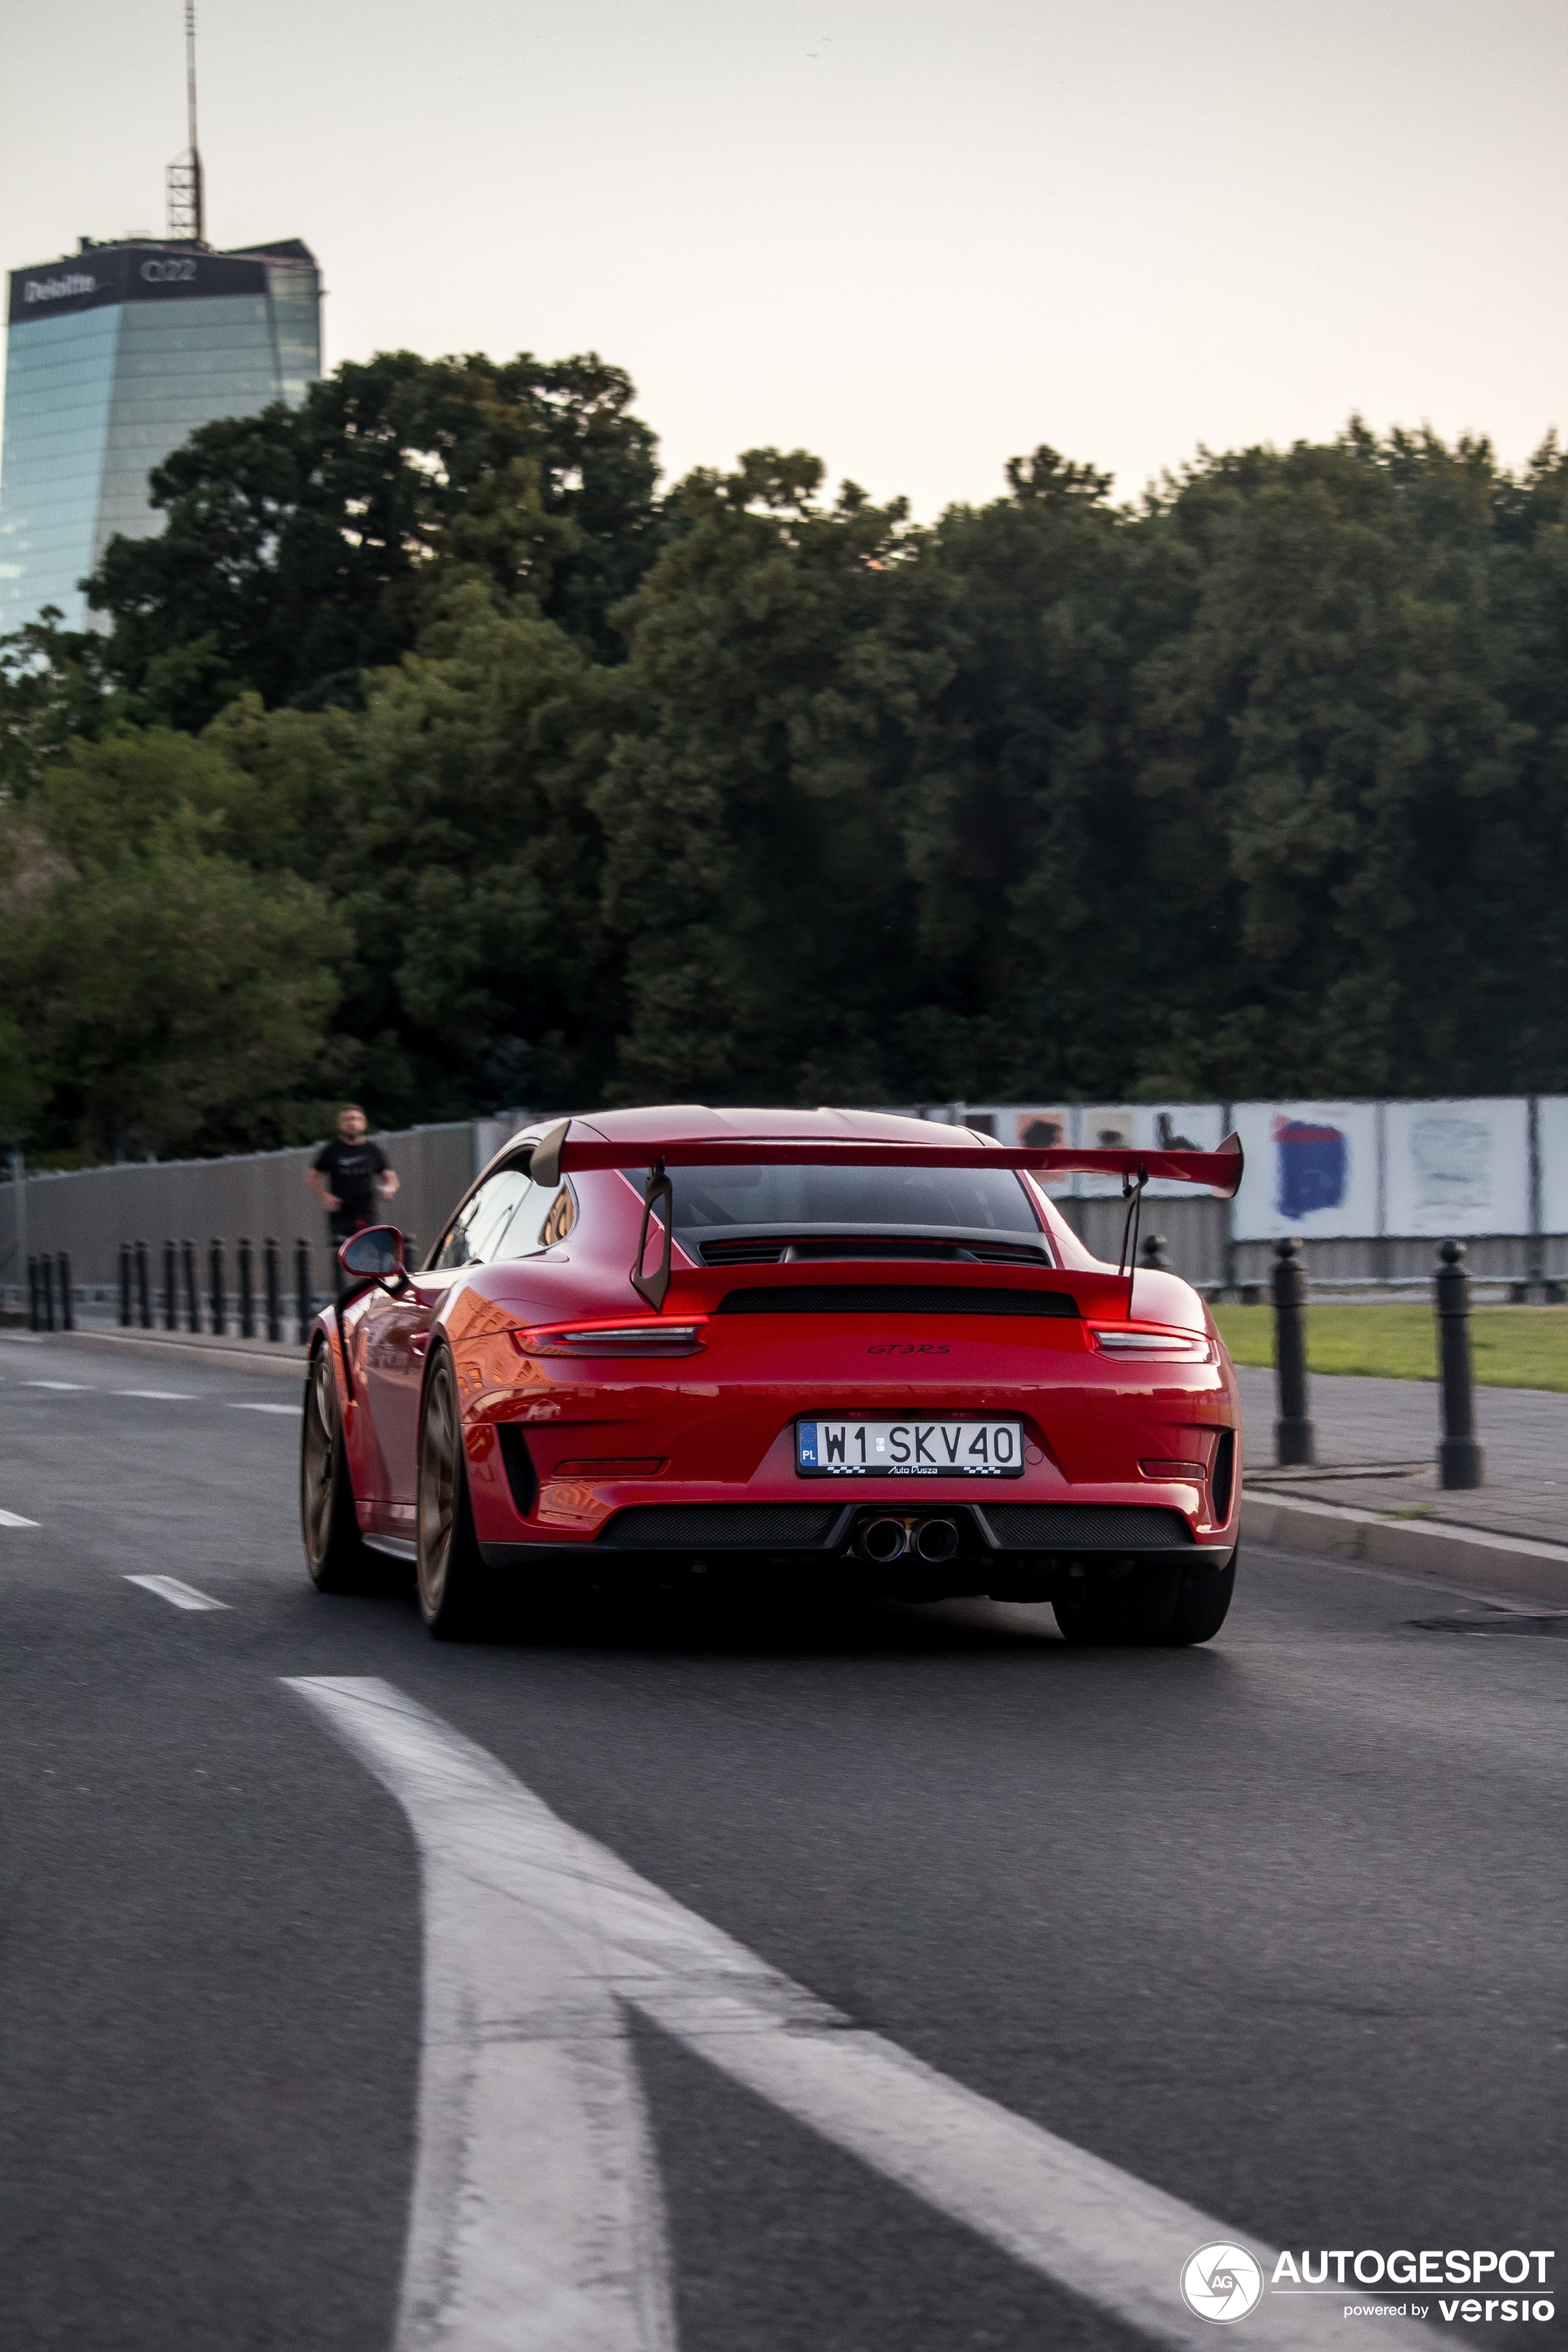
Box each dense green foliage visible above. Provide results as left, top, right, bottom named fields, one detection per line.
left=4, top=349, right=1567, bottom=1161
left=85, top=350, right=661, bottom=728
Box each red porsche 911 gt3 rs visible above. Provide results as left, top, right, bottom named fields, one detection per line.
left=299, top=1106, right=1245, bottom=1643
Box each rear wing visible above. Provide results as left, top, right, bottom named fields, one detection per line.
left=523, top=1121, right=1243, bottom=1311
left=530, top=1124, right=1243, bottom=1198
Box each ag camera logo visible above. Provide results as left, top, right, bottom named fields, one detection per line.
left=1182, top=2243, right=1264, bottom=2324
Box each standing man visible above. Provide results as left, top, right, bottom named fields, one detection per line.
left=306, top=1106, right=399, bottom=1254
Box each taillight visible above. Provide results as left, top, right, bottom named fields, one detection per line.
left=1090, top=1325, right=1211, bottom=1361
left=512, top=1317, right=708, bottom=1358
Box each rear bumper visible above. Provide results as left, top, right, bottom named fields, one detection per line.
left=478, top=1496, right=1235, bottom=1578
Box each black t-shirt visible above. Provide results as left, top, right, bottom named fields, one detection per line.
left=313, top=1138, right=389, bottom=1223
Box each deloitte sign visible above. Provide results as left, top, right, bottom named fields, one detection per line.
left=7, top=245, right=268, bottom=325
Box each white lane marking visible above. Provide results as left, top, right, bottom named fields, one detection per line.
left=21, top=1380, right=93, bottom=1391
left=226, top=1401, right=298, bottom=1416
left=286, top=1677, right=1435, bottom=2352
left=125, top=1574, right=229, bottom=1612
left=114, top=1388, right=196, bottom=1401
left=0, top=1508, right=41, bottom=1528
left=290, top=1675, right=675, bottom=2352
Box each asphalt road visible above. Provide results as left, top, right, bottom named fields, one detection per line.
left=1, top=1327, right=1564, bottom=2352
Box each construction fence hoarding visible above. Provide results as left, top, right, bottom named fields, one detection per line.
left=939, top=1098, right=1568, bottom=1288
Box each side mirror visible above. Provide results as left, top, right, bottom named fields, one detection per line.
left=338, top=1225, right=407, bottom=1286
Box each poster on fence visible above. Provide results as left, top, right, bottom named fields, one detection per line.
left=1538, top=1099, right=1568, bottom=1233
left=1230, top=1101, right=1380, bottom=1240
left=1383, top=1099, right=1530, bottom=1237
left=1074, top=1105, right=1137, bottom=1196
left=1069, top=1104, right=1230, bottom=1196
left=986, top=1105, right=1075, bottom=1195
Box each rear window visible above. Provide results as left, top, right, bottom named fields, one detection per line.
left=632, top=1161, right=1045, bottom=1240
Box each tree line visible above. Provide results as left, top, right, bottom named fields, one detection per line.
left=3, top=346, right=1567, bottom=1164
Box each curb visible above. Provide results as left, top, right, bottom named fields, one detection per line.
left=1243, top=1491, right=1568, bottom=1608
left=51, top=1327, right=307, bottom=1382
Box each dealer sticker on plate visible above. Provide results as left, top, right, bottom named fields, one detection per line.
left=796, top=1419, right=1025, bottom=1477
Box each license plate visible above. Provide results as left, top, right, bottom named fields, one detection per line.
left=796, top=1419, right=1025, bottom=1477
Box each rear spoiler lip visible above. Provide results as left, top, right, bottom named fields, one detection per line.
left=528, top=1120, right=1243, bottom=1201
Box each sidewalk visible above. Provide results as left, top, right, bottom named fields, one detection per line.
left=1237, top=1361, right=1568, bottom=1608
left=1236, top=1364, right=1568, bottom=1549
left=47, top=1314, right=307, bottom=1380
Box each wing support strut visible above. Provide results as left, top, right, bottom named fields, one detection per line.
left=1117, top=1168, right=1148, bottom=1279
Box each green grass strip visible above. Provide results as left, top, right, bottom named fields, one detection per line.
left=1211, top=1302, right=1568, bottom=1391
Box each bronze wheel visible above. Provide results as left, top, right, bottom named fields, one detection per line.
left=416, top=1349, right=490, bottom=1637
left=299, top=1343, right=370, bottom=1591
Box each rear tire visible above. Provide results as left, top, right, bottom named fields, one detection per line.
left=1052, top=1550, right=1235, bottom=1647
left=1161, top=1549, right=1236, bottom=1646
left=301, top=1343, right=375, bottom=1593
left=416, top=1348, right=494, bottom=1640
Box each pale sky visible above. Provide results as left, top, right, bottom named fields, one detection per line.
left=2, top=0, right=1565, bottom=517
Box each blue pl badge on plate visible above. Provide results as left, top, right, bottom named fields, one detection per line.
left=798, top=1422, right=820, bottom=1468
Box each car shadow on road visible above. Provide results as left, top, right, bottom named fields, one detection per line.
left=322, top=1554, right=1236, bottom=1666
left=420, top=1577, right=1238, bottom=1669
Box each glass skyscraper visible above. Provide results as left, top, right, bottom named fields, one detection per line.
left=0, top=235, right=321, bottom=633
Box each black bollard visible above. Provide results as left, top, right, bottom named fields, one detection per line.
left=181, top=1238, right=201, bottom=1334
left=40, top=1254, right=56, bottom=1333
left=119, top=1241, right=133, bottom=1328
left=163, top=1240, right=179, bottom=1332
left=1272, top=1236, right=1316, bottom=1466
left=294, top=1236, right=312, bottom=1345
left=57, top=1251, right=74, bottom=1331
left=238, top=1237, right=255, bottom=1339
left=1140, top=1233, right=1172, bottom=1272
left=209, top=1238, right=227, bottom=1337
left=1435, top=1239, right=1485, bottom=1488
left=27, top=1255, right=41, bottom=1332
left=264, top=1237, right=282, bottom=1343
left=135, top=1240, right=152, bottom=1329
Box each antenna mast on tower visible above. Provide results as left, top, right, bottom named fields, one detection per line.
left=165, top=1, right=206, bottom=243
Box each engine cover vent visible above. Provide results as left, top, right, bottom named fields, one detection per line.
left=717, top=1284, right=1078, bottom=1318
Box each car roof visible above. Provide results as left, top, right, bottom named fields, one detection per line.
left=569, top=1106, right=999, bottom=1148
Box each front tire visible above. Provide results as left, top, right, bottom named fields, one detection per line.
left=301, top=1343, right=374, bottom=1593
left=415, top=1348, right=493, bottom=1639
